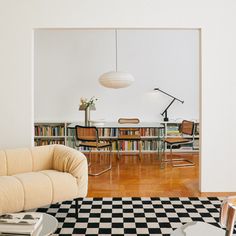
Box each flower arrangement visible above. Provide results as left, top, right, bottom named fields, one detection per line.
left=79, top=96, right=98, bottom=110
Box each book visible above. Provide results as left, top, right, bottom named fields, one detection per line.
left=0, top=225, right=42, bottom=236
left=0, top=213, right=43, bottom=236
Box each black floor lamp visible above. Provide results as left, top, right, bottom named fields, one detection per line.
left=154, top=88, right=184, bottom=122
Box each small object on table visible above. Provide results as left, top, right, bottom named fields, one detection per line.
left=0, top=212, right=43, bottom=235
left=79, top=97, right=97, bottom=126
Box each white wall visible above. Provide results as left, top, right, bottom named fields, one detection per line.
left=34, top=29, right=199, bottom=122
left=1, top=0, right=236, bottom=192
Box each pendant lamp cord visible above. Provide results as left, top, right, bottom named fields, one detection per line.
left=115, top=29, right=118, bottom=72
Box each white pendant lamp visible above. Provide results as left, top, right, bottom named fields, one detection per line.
left=99, top=30, right=135, bottom=89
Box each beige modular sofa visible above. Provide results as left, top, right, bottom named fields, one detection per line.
left=0, top=145, right=88, bottom=218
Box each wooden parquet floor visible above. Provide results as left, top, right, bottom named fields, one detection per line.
left=87, top=152, right=235, bottom=197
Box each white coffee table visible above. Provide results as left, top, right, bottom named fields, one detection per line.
left=171, top=221, right=225, bottom=236
left=37, top=213, right=58, bottom=236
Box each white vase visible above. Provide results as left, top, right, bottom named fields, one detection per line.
left=84, top=107, right=90, bottom=126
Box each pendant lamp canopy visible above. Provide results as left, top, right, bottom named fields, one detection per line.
left=98, top=30, right=135, bottom=89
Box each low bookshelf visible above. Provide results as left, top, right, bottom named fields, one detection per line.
left=34, top=122, right=69, bottom=146
left=34, top=121, right=199, bottom=153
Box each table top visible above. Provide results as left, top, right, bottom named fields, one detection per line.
left=171, top=222, right=225, bottom=236
left=68, top=121, right=164, bottom=129
left=38, top=213, right=58, bottom=236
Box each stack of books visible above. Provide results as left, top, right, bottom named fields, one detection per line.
left=167, top=124, right=181, bottom=136
left=0, top=213, right=43, bottom=236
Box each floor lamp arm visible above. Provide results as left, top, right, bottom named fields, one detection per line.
left=161, top=98, right=176, bottom=122
left=154, top=88, right=184, bottom=122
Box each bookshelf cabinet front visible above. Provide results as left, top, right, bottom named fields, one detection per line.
left=34, top=121, right=199, bottom=153
left=34, top=122, right=68, bottom=146
left=66, top=126, right=164, bottom=153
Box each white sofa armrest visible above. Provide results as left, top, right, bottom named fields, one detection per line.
left=52, top=145, right=88, bottom=197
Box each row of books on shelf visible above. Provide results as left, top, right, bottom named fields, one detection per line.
left=95, top=128, right=164, bottom=137
left=34, top=125, right=65, bottom=137
left=119, top=141, right=140, bottom=151
left=117, top=141, right=198, bottom=151
left=34, top=138, right=199, bottom=150
left=0, top=213, right=43, bottom=236
left=166, top=123, right=199, bottom=136
left=34, top=139, right=65, bottom=146
left=34, top=125, right=198, bottom=138
left=139, top=128, right=164, bottom=136
left=75, top=140, right=162, bottom=151
left=118, top=140, right=162, bottom=151
left=166, top=124, right=183, bottom=137
left=166, top=131, right=181, bottom=136
left=68, top=128, right=196, bottom=138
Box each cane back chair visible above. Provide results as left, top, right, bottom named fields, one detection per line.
left=163, top=120, right=195, bottom=167
left=117, top=118, right=142, bottom=159
left=75, top=125, right=112, bottom=176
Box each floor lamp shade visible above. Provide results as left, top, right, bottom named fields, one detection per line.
left=99, top=71, right=135, bottom=89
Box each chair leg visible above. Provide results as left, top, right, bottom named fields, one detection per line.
left=171, top=146, right=195, bottom=167
left=158, top=130, right=165, bottom=161
left=75, top=198, right=79, bottom=219
left=170, top=144, right=173, bottom=164
left=109, top=145, right=112, bottom=168
left=172, top=158, right=195, bottom=167
left=162, top=143, right=172, bottom=163
left=117, top=140, right=120, bottom=160
left=160, top=140, right=165, bottom=169
left=88, top=146, right=112, bottom=176
left=139, top=140, right=142, bottom=160
left=157, top=138, right=160, bottom=160
left=162, top=143, right=195, bottom=167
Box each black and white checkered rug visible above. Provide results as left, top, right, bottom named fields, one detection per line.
left=37, top=197, right=226, bottom=236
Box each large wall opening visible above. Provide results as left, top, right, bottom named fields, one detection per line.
left=34, top=28, right=201, bottom=196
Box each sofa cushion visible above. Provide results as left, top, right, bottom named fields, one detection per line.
left=31, top=145, right=54, bottom=171
left=3, top=145, right=55, bottom=176
left=14, top=172, right=53, bottom=210
left=0, top=176, right=24, bottom=213
left=0, top=150, right=7, bottom=176
left=0, top=170, right=79, bottom=213
left=41, top=170, right=78, bottom=203
left=6, top=148, right=33, bottom=175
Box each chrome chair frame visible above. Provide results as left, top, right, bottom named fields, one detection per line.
left=74, top=125, right=112, bottom=176
left=163, top=120, right=195, bottom=167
